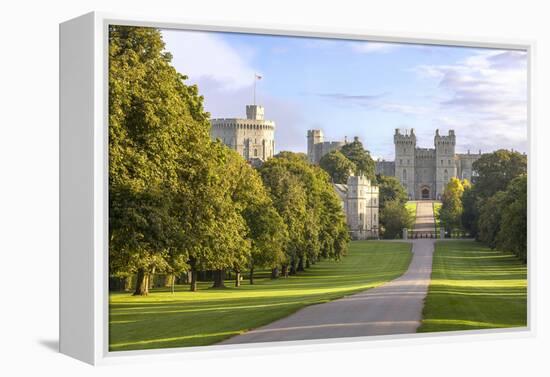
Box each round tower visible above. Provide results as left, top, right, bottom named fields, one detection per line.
left=210, top=105, right=275, bottom=163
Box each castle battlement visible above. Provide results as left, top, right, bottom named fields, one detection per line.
left=376, top=129, right=481, bottom=200
left=210, top=105, right=276, bottom=163
left=394, top=128, right=416, bottom=145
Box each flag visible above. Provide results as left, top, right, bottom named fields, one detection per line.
left=255, top=74, right=262, bottom=80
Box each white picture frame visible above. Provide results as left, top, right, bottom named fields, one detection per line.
left=59, top=11, right=535, bottom=365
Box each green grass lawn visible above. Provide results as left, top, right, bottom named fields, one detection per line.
left=406, top=201, right=417, bottom=230
left=109, top=241, right=412, bottom=351
left=433, top=201, right=442, bottom=234
left=418, top=240, right=527, bottom=333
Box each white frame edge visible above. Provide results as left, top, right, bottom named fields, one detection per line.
left=59, top=11, right=536, bottom=366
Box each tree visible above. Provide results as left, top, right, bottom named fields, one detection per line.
left=376, top=174, right=408, bottom=210
left=109, top=26, right=215, bottom=295
left=259, top=152, right=349, bottom=276
left=339, top=138, right=376, bottom=182
left=109, top=26, right=249, bottom=294
left=319, top=150, right=356, bottom=184
left=478, top=191, right=507, bottom=249
left=472, top=150, right=527, bottom=198
left=439, top=178, right=470, bottom=233
left=221, top=148, right=287, bottom=286
left=380, top=199, right=413, bottom=239
left=497, top=175, right=527, bottom=261
left=260, top=160, right=308, bottom=277
left=461, top=185, right=482, bottom=237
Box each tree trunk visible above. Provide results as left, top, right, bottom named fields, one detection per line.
left=212, top=269, right=226, bottom=288
left=250, top=267, right=255, bottom=284
left=306, top=259, right=311, bottom=269
left=149, top=266, right=156, bottom=289
left=281, top=265, right=289, bottom=278
left=187, top=271, right=192, bottom=284
left=235, top=271, right=241, bottom=287
left=133, top=269, right=149, bottom=296
left=271, top=267, right=279, bottom=279
left=190, top=268, right=198, bottom=292
left=124, top=276, right=132, bottom=292
left=164, top=274, right=174, bottom=288
left=297, top=256, right=305, bottom=272
left=289, top=258, right=297, bottom=275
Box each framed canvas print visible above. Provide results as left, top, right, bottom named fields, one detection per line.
left=60, top=12, right=533, bottom=365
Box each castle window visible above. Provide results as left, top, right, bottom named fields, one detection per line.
left=403, top=169, right=407, bottom=181
left=400, top=159, right=403, bottom=164
left=407, top=159, right=410, bottom=164
left=444, top=169, right=448, bottom=182
left=374, top=213, right=377, bottom=222
left=441, top=160, right=443, bottom=165
left=448, top=159, right=451, bottom=165
left=254, top=149, right=258, bottom=157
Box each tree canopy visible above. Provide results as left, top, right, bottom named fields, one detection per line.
left=109, top=25, right=217, bottom=294
left=440, top=177, right=470, bottom=232
left=319, top=150, right=356, bottom=184
left=376, top=174, right=408, bottom=210
left=472, top=149, right=527, bottom=198
left=259, top=152, right=349, bottom=275
left=339, top=138, right=376, bottom=182
left=380, top=200, right=413, bottom=239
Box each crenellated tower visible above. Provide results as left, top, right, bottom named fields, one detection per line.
left=307, top=129, right=324, bottom=164
left=434, top=129, right=457, bottom=199
left=394, top=128, right=416, bottom=199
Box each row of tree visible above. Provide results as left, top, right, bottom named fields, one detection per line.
left=108, top=26, right=350, bottom=295
left=439, top=150, right=527, bottom=261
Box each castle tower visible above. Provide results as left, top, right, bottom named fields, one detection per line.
left=246, top=105, right=264, bottom=120
left=434, top=129, right=457, bottom=199
left=307, top=129, right=324, bottom=164
left=346, top=175, right=379, bottom=240
left=394, top=128, right=416, bottom=199
left=210, top=105, right=275, bottom=164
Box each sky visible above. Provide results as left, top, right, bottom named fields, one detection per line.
left=161, top=29, right=528, bottom=160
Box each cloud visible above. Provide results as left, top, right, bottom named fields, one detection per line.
left=162, top=29, right=257, bottom=90
left=315, top=92, right=431, bottom=116
left=415, top=50, right=528, bottom=153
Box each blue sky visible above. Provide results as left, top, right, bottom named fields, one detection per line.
left=162, top=29, right=527, bottom=160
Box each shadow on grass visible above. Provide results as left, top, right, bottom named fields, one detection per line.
left=109, top=241, right=413, bottom=351
left=418, top=240, right=527, bottom=333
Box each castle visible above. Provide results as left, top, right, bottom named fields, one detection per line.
left=307, top=127, right=482, bottom=201
left=210, top=105, right=379, bottom=240
left=306, top=129, right=379, bottom=240
left=376, top=129, right=481, bottom=200
left=210, top=105, right=275, bottom=166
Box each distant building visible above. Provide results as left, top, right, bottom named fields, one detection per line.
left=307, top=129, right=346, bottom=164
left=334, top=175, right=379, bottom=240
left=210, top=105, right=275, bottom=163
left=376, top=129, right=482, bottom=200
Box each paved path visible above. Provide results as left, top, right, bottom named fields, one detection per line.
left=221, top=238, right=435, bottom=345
left=413, top=201, right=436, bottom=234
